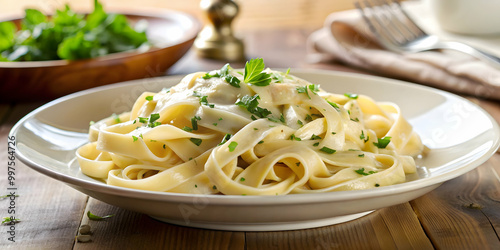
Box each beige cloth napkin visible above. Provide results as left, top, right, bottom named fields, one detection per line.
left=307, top=9, right=500, bottom=100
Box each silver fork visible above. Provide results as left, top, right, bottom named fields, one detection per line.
left=355, top=0, right=500, bottom=69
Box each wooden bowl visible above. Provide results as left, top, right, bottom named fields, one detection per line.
left=0, top=9, right=200, bottom=102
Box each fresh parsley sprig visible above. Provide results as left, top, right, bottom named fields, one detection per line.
left=243, top=58, right=272, bottom=86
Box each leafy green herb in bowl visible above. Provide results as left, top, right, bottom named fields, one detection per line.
left=0, top=0, right=149, bottom=61
left=0, top=1, right=200, bottom=102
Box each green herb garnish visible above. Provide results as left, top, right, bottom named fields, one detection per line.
left=219, top=133, right=232, bottom=145
left=310, top=134, right=322, bottom=140
left=354, top=168, right=377, bottom=176
left=200, top=96, right=215, bottom=108
left=203, top=63, right=241, bottom=87
left=189, top=138, right=202, bottom=146
left=0, top=194, right=19, bottom=199
left=1, top=217, right=20, bottom=224
left=235, top=94, right=272, bottom=118
left=344, top=93, right=359, bottom=99
left=191, top=116, right=201, bottom=130
left=0, top=0, right=148, bottom=61
left=87, top=211, right=115, bottom=221
left=319, top=146, right=336, bottom=154
left=296, top=86, right=310, bottom=99
left=326, top=100, right=340, bottom=111
left=138, top=117, right=148, bottom=123
left=228, top=141, right=238, bottom=152
left=374, top=136, right=392, bottom=149
left=112, top=113, right=121, bottom=123
left=243, top=58, right=272, bottom=86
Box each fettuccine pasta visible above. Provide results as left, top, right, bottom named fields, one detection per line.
left=76, top=59, right=424, bottom=195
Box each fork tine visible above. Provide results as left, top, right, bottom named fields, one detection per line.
left=389, top=0, right=426, bottom=36
left=356, top=0, right=427, bottom=50
left=375, top=0, right=420, bottom=43
left=370, top=0, right=413, bottom=43
left=355, top=0, right=401, bottom=46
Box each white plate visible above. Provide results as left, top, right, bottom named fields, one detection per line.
left=11, top=70, right=500, bottom=231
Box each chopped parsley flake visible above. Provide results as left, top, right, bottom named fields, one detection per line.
left=290, top=134, right=301, bottom=141
left=313, top=142, right=320, bottom=147
left=112, top=113, right=121, bottom=123
left=1, top=217, right=20, bottom=224
left=228, top=141, right=238, bottom=152
left=374, top=136, right=392, bottom=148
left=235, top=94, right=272, bottom=118
left=320, top=146, right=336, bottom=154
left=200, top=96, right=215, bottom=108
left=360, top=131, right=368, bottom=142
left=87, top=211, right=114, bottom=221
left=203, top=63, right=241, bottom=88
left=308, top=84, right=319, bottom=94
left=344, top=93, right=359, bottom=99
left=145, top=95, right=154, bottom=101
left=310, top=134, right=322, bottom=140
left=279, top=113, right=285, bottom=123
left=219, top=133, right=232, bottom=145
left=326, top=100, right=340, bottom=111
left=297, top=84, right=319, bottom=99
left=296, top=86, right=311, bottom=99
left=297, top=120, right=304, bottom=127
left=358, top=154, right=365, bottom=157
left=355, top=168, right=377, bottom=176
left=375, top=183, right=380, bottom=187
left=132, top=135, right=139, bottom=142
left=182, top=126, right=193, bottom=132
left=305, top=114, right=313, bottom=122
left=148, top=113, right=161, bottom=127
left=240, top=177, right=246, bottom=182
left=189, top=138, right=202, bottom=146
left=191, top=116, right=201, bottom=130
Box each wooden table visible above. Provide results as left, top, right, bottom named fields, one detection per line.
left=1, top=27, right=500, bottom=250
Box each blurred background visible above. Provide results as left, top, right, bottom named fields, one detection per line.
left=0, top=0, right=355, bottom=31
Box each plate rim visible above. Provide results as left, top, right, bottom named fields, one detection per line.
left=10, top=69, right=500, bottom=205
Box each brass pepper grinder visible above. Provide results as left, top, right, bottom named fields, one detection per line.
left=194, top=0, right=245, bottom=62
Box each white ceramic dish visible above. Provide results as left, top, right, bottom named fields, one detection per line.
left=11, top=70, right=500, bottom=231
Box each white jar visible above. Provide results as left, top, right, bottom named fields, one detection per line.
left=426, top=0, right=500, bottom=35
